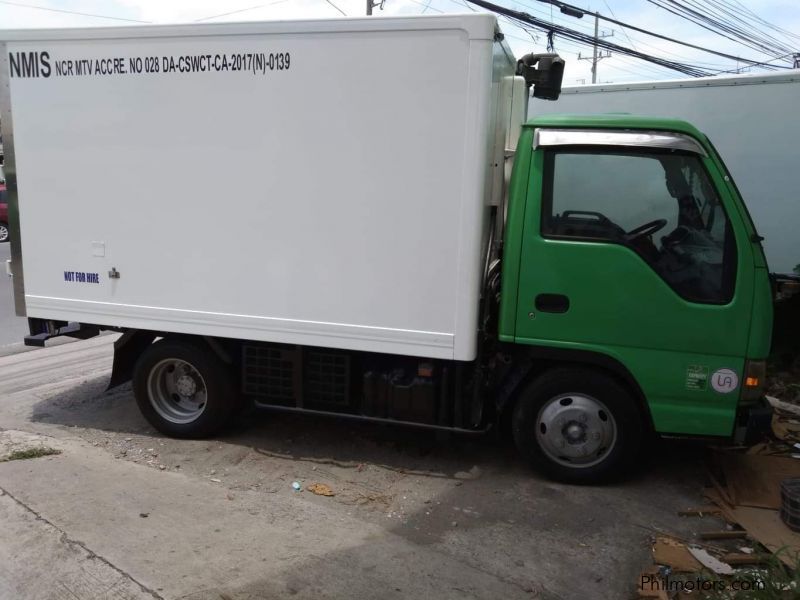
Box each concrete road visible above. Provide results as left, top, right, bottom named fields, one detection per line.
left=0, top=242, right=29, bottom=353
left=0, top=335, right=717, bottom=599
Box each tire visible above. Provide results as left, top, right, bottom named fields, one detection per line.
left=512, top=367, right=644, bottom=484
left=132, top=338, right=236, bottom=438
left=0, top=222, right=8, bottom=243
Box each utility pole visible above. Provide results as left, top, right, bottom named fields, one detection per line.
left=578, top=13, right=612, bottom=84
left=366, top=0, right=383, bottom=15
left=794, top=53, right=800, bottom=69
left=591, top=12, right=599, bottom=81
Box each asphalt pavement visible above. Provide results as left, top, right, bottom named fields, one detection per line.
left=0, top=242, right=29, bottom=353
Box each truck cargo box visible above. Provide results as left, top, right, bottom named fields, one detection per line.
left=1, top=14, right=519, bottom=360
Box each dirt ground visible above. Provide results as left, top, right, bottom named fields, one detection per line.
left=0, top=335, right=716, bottom=599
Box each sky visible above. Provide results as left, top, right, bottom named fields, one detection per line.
left=0, top=0, right=797, bottom=83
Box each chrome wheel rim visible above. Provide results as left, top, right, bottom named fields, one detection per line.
left=0, top=224, right=8, bottom=242
left=146, top=358, right=208, bottom=424
left=535, top=393, right=617, bottom=468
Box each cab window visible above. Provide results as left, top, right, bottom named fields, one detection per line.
left=541, top=149, right=736, bottom=304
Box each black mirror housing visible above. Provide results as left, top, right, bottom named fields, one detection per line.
left=516, top=53, right=565, bottom=101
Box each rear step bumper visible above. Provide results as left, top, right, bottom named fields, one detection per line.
left=24, top=319, right=99, bottom=347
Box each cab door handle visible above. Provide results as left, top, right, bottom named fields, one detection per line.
left=535, top=293, right=570, bottom=313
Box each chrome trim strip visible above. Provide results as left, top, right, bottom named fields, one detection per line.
left=532, top=128, right=708, bottom=156
left=0, top=43, right=26, bottom=316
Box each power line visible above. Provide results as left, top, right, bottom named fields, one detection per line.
left=729, top=0, right=800, bottom=45
left=554, top=35, right=676, bottom=79
left=700, top=0, right=793, bottom=53
left=0, top=0, right=150, bottom=23
left=713, top=52, right=798, bottom=74
left=600, top=0, right=635, bottom=51
left=466, top=0, right=715, bottom=76
left=325, top=0, right=348, bottom=15
left=195, top=2, right=290, bottom=22
left=529, top=0, right=790, bottom=68
left=646, top=0, right=795, bottom=62
left=418, top=0, right=542, bottom=45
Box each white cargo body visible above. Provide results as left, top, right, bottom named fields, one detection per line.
left=2, top=14, right=521, bottom=360
left=531, top=71, right=800, bottom=274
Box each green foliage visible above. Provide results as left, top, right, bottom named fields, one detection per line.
left=698, top=550, right=800, bottom=599
left=1, top=447, right=61, bottom=462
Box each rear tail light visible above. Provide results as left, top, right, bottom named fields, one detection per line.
left=740, top=360, right=766, bottom=405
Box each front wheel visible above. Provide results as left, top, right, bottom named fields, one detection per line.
left=132, top=338, right=236, bottom=438
left=0, top=222, right=8, bottom=243
left=512, top=368, right=645, bottom=484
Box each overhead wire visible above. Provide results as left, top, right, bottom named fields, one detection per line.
left=195, top=2, right=291, bottom=22
left=645, top=0, right=794, bottom=63
left=529, top=0, right=790, bottom=67
left=466, top=0, right=715, bottom=76
left=728, top=0, right=800, bottom=44
left=0, top=0, right=150, bottom=23
left=323, top=0, right=348, bottom=16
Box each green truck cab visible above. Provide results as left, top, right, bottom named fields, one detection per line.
left=495, top=114, right=773, bottom=481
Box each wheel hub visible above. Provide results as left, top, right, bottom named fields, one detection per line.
left=563, top=421, right=586, bottom=444
left=535, top=393, right=617, bottom=467
left=146, top=359, right=208, bottom=425
left=175, top=374, right=197, bottom=397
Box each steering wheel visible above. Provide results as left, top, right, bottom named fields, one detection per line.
left=626, top=219, right=668, bottom=243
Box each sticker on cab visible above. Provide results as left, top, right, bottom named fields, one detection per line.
left=711, top=368, right=739, bottom=394
left=686, top=365, right=708, bottom=391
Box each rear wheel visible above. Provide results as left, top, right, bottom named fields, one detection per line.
left=132, top=338, right=236, bottom=438
left=0, top=222, right=8, bottom=243
left=512, top=368, right=644, bottom=484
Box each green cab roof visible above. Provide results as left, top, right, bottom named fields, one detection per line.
left=525, top=113, right=707, bottom=140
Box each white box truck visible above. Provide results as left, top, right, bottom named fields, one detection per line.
left=2, top=15, right=776, bottom=483
left=530, top=71, right=800, bottom=275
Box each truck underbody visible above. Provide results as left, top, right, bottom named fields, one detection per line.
left=28, top=318, right=494, bottom=433
left=26, top=315, right=649, bottom=431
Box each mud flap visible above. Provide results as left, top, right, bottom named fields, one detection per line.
left=107, top=330, right=157, bottom=390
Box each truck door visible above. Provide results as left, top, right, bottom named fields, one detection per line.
left=513, top=128, right=756, bottom=436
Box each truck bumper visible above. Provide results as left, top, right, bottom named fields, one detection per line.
left=25, top=318, right=99, bottom=347
left=733, top=398, right=773, bottom=445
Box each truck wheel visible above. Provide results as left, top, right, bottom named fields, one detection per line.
left=0, top=222, right=8, bottom=242
left=132, top=339, right=236, bottom=438
left=512, top=368, right=643, bottom=484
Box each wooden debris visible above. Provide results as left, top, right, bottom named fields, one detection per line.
left=719, top=505, right=800, bottom=568
left=772, top=415, right=800, bottom=444
left=687, top=547, right=734, bottom=575
left=706, top=486, right=800, bottom=569
left=712, top=448, right=800, bottom=509
left=767, top=395, right=800, bottom=419
left=698, top=531, right=748, bottom=540
left=652, top=536, right=703, bottom=572
left=708, top=471, right=736, bottom=507
left=720, top=553, right=768, bottom=565
left=677, top=506, right=721, bottom=517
